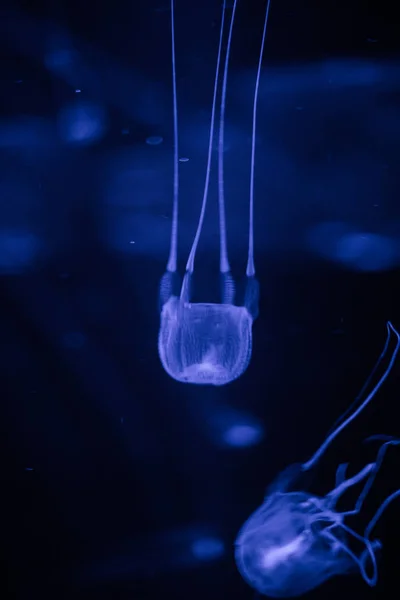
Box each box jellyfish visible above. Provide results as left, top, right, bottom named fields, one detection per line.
left=158, top=0, right=272, bottom=385
left=235, top=322, right=400, bottom=597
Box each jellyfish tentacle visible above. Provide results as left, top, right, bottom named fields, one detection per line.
left=302, top=322, right=400, bottom=472
left=321, top=523, right=378, bottom=586
left=302, top=495, right=327, bottom=514
left=244, top=275, right=260, bottom=320
left=246, top=0, right=272, bottom=277
left=159, top=270, right=180, bottom=310
left=326, top=463, right=375, bottom=509
left=335, top=462, right=349, bottom=487
left=337, top=522, right=379, bottom=586
left=365, top=488, right=400, bottom=539
left=335, top=439, right=400, bottom=520
left=325, top=321, right=394, bottom=440
left=359, top=538, right=382, bottom=583
left=320, top=528, right=362, bottom=570
left=364, top=433, right=397, bottom=443
left=217, top=0, right=238, bottom=275
left=166, top=0, right=180, bottom=274
left=355, top=439, right=400, bottom=516
left=185, top=2, right=227, bottom=275
left=179, top=271, right=192, bottom=304
left=221, top=271, right=235, bottom=304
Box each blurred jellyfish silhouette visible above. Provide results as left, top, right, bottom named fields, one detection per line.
left=307, top=221, right=399, bottom=272
left=235, top=322, right=400, bottom=597
left=78, top=525, right=225, bottom=585
left=0, top=228, right=41, bottom=273
left=158, top=0, right=272, bottom=386
left=205, top=405, right=264, bottom=448
left=57, top=101, right=107, bottom=145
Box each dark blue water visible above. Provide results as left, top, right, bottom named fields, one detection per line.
left=1, top=1, right=399, bottom=599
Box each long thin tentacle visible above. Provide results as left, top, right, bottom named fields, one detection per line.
left=246, top=0, right=272, bottom=277
left=166, top=0, right=179, bottom=273
left=302, top=322, right=400, bottom=471
left=365, top=488, right=400, bottom=539
left=338, top=439, right=400, bottom=519
left=184, top=2, right=227, bottom=276
left=325, top=324, right=393, bottom=440
left=335, top=462, right=349, bottom=487
left=326, top=463, right=375, bottom=508
left=217, top=0, right=238, bottom=274
left=321, top=523, right=378, bottom=586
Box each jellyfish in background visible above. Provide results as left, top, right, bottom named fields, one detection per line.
left=235, top=322, right=400, bottom=597
left=158, top=0, right=272, bottom=385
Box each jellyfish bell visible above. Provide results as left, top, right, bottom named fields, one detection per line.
left=158, top=0, right=265, bottom=385
left=235, top=322, right=400, bottom=597
left=235, top=465, right=381, bottom=598
left=159, top=280, right=258, bottom=385
left=235, top=492, right=356, bottom=598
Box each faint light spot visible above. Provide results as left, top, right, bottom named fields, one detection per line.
left=57, top=101, right=107, bottom=145
left=207, top=407, right=264, bottom=449
left=122, top=128, right=130, bottom=135
left=0, top=230, right=41, bottom=273
left=336, top=232, right=396, bottom=271
left=146, top=135, right=163, bottom=145
left=367, top=38, right=378, bottom=43
left=15, top=79, right=23, bottom=84
left=120, top=417, right=124, bottom=424
left=62, top=332, right=86, bottom=348
left=25, top=467, right=34, bottom=471
left=191, top=537, right=225, bottom=561
left=103, top=212, right=168, bottom=256
left=44, top=42, right=77, bottom=72
left=307, top=221, right=398, bottom=272
left=179, top=157, right=189, bottom=162
left=75, top=89, right=82, bottom=93
left=223, top=424, right=264, bottom=447
left=129, top=240, right=136, bottom=244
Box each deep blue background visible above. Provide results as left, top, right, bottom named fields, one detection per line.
left=1, top=0, right=400, bottom=598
